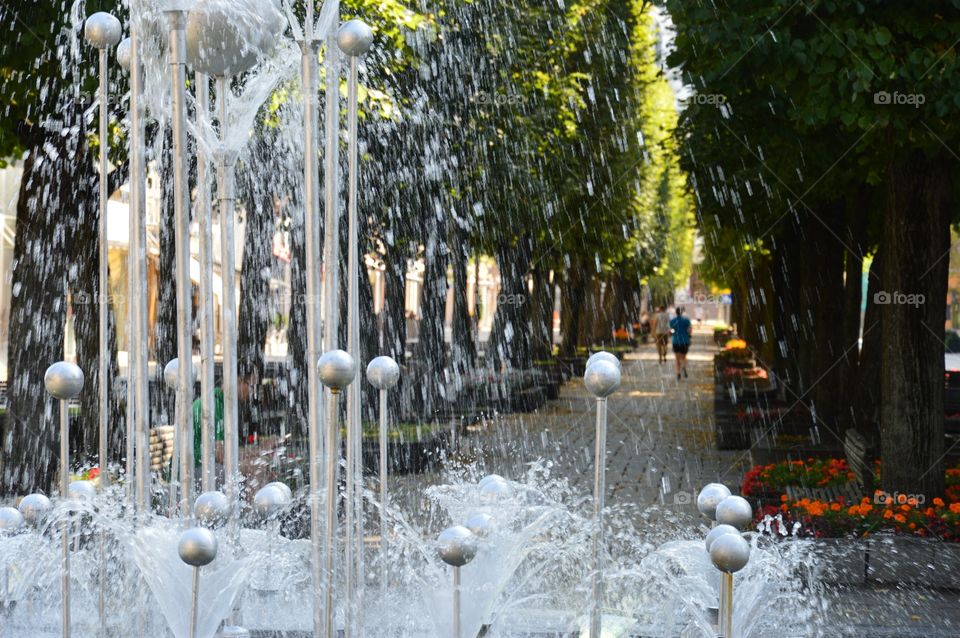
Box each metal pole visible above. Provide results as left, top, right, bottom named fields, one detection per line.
left=97, top=46, right=111, bottom=490
left=130, top=19, right=150, bottom=516
left=344, top=51, right=363, bottom=638
left=719, top=571, right=733, bottom=638
left=60, top=399, right=71, bottom=638
left=300, top=25, right=326, bottom=638
left=167, top=8, right=194, bottom=518
left=321, top=9, right=341, bottom=637
left=190, top=565, right=201, bottom=638
left=216, top=75, right=239, bottom=539
left=378, top=386, right=388, bottom=590
left=452, top=565, right=461, bottom=638
left=196, top=71, right=215, bottom=492
left=95, top=44, right=110, bottom=638
left=589, top=396, right=607, bottom=638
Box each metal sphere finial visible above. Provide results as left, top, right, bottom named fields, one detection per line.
left=18, top=493, right=52, bottom=527
left=116, top=37, right=132, bottom=72
left=477, top=474, right=506, bottom=490
left=337, top=19, right=374, bottom=57
left=194, top=490, right=232, bottom=528
left=264, top=481, right=293, bottom=502
left=586, top=351, right=621, bottom=371
left=437, top=525, right=478, bottom=567
left=584, top=360, right=621, bottom=398
left=366, top=355, right=400, bottom=390
left=68, top=480, right=97, bottom=501
left=44, top=362, right=85, bottom=400
left=84, top=12, right=123, bottom=50
left=479, top=479, right=512, bottom=503
left=178, top=527, right=218, bottom=567
left=709, top=531, right=751, bottom=573
left=163, top=357, right=198, bottom=390
left=185, top=0, right=285, bottom=77
left=464, top=512, right=496, bottom=538
left=0, top=506, right=24, bottom=532
left=318, top=349, right=357, bottom=392
left=704, top=524, right=739, bottom=552
left=715, top=495, right=754, bottom=530
left=254, top=484, right=291, bottom=520
left=696, top=483, right=732, bottom=520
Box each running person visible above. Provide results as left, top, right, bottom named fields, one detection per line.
left=653, top=306, right=671, bottom=364
left=670, top=307, right=692, bottom=380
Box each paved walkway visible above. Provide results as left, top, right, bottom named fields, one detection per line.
left=461, top=330, right=747, bottom=513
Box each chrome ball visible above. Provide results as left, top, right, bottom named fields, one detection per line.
left=0, top=507, right=24, bottom=532
left=185, top=0, right=284, bottom=77
left=464, top=512, right=495, bottom=538
left=709, top=531, right=750, bottom=573
left=479, top=479, right=512, bottom=503
left=715, top=495, right=754, bottom=530
left=254, top=484, right=290, bottom=520
left=68, top=480, right=97, bottom=501
left=264, top=481, right=293, bottom=502
left=583, top=360, right=621, bottom=398
left=696, top=483, right=732, bottom=520
left=84, top=12, right=123, bottom=50
left=437, top=525, right=477, bottom=567
left=586, top=351, right=621, bottom=370
left=704, top=524, right=739, bottom=553
left=318, top=350, right=357, bottom=391
left=337, top=19, right=374, bottom=57
left=477, top=474, right=506, bottom=490
left=44, top=362, right=85, bottom=400
left=194, top=491, right=231, bottom=528
left=116, top=37, right=132, bottom=72
left=178, top=527, right=218, bottom=567
left=163, top=357, right=198, bottom=390
left=18, top=494, right=52, bottom=527
left=366, top=356, right=400, bottom=390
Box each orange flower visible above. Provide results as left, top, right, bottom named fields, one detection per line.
left=883, top=510, right=894, bottom=519
left=831, top=503, right=842, bottom=512
left=950, top=503, right=960, bottom=514
left=894, top=514, right=907, bottom=524
left=781, top=494, right=788, bottom=502
left=900, top=504, right=911, bottom=513
left=934, top=497, right=945, bottom=507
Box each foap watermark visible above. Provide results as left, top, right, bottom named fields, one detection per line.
left=684, top=93, right=727, bottom=107
left=673, top=490, right=695, bottom=506
left=676, top=291, right=724, bottom=305
left=874, top=91, right=925, bottom=108
left=874, top=490, right=926, bottom=506
left=873, top=291, right=925, bottom=307
left=497, top=293, right=526, bottom=307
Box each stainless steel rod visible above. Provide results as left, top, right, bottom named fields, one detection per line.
left=190, top=566, right=201, bottom=638
left=216, top=74, right=240, bottom=539
left=589, top=396, right=607, bottom=638
left=320, top=10, right=341, bottom=637
left=167, top=9, right=193, bottom=518
left=720, top=571, right=733, bottom=638
left=130, top=19, right=150, bottom=516
left=452, top=565, right=461, bottom=638
left=97, top=46, right=111, bottom=491
left=60, top=399, right=70, bottom=638
left=378, top=387, right=388, bottom=591
left=300, top=31, right=326, bottom=638
left=196, top=71, right=215, bottom=492
left=344, top=51, right=362, bottom=638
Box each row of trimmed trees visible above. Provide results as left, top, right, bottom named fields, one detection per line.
left=665, top=0, right=960, bottom=497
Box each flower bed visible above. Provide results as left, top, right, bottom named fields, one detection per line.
left=746, top=458, right=960, bottom=541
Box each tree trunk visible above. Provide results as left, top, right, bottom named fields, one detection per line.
left=155, top=134, right=177, bottom=426
left=411, top=211, right=448, bottom=419
left=2, top=140, right=69, bottom=495
left=529, top=266, right=554, bottom=361
left=488, top=234, right=532, bottom=369
left=450, top=250, right=476, bottom=376
left=879, top=152, right=950, bottom=498
left=559, top=260, right=587, bottom=357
